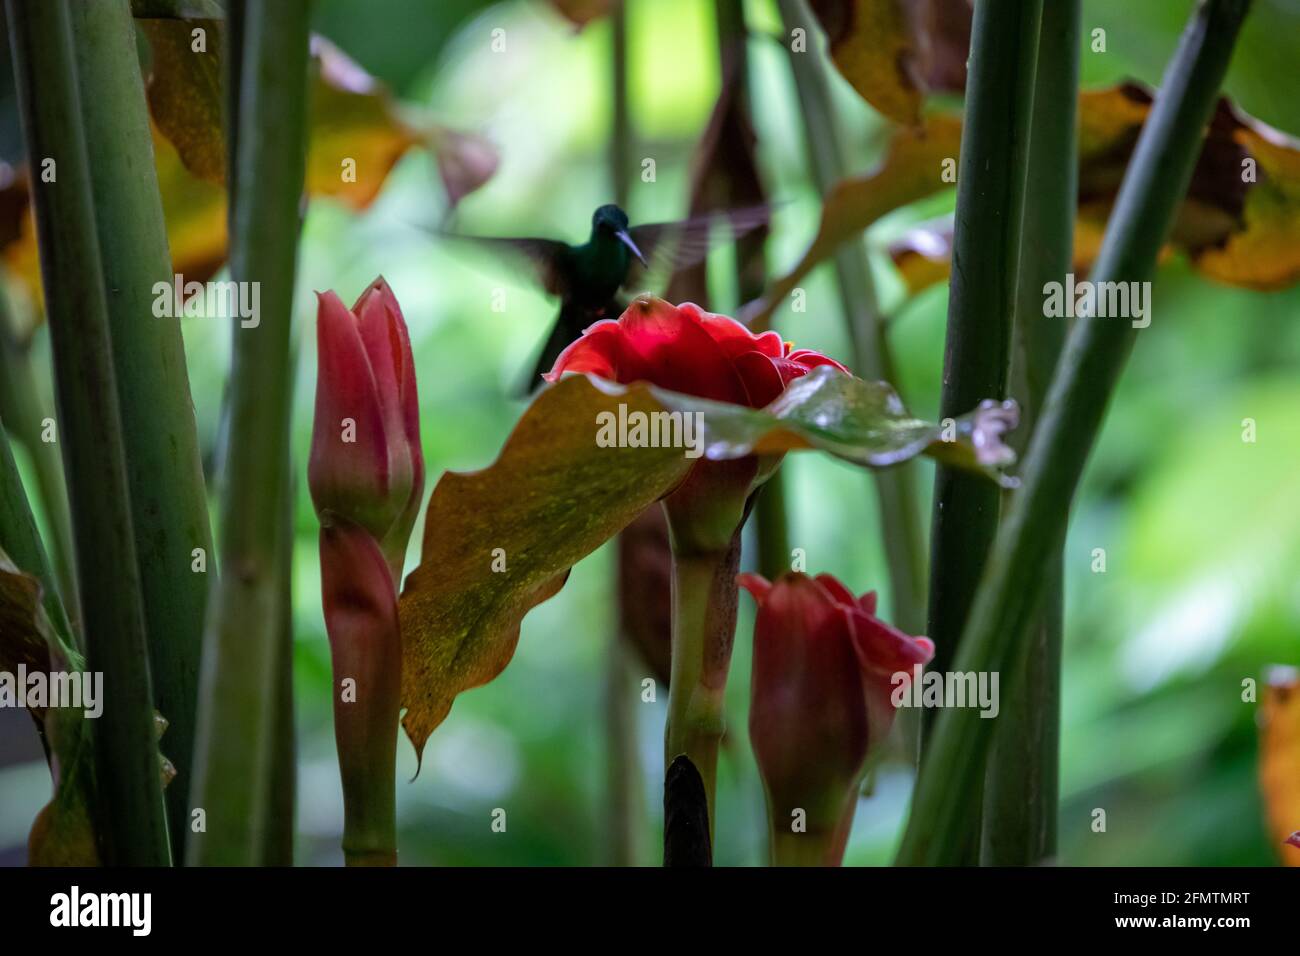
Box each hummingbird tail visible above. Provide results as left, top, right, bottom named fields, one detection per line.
left=516, top=317, right=574, bottom=398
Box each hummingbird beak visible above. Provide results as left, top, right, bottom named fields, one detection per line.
left=615, top=230, right=648, bottom=268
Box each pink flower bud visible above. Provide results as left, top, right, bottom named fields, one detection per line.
left=740, top=571, right=934, bottom=864
left=309, top=277, right=423, bottom=581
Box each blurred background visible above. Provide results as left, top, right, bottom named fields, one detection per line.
left=1, top=0, right=1297, bottom=866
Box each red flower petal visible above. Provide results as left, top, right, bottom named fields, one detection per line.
left=309, top=290, right=391, bottom=517
left=544, top=319, right=623, bottom=382
left=813, top=572, right=858, bottom=609
left=730, top=350, right=787, bottom=407
left=748, top=573, right=870, bottom=783
left=737, top=571, right=773, bottom=604
left=847, top=609, right=934, bottom=677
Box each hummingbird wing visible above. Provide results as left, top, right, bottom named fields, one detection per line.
left=622, top=205, right=771, bottom=295
left=427, top=232, right=575, bottom=298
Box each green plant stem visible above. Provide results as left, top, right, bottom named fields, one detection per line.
left=187, top=0, right=310, bottom=866
left=263, top=460, right=296, bottom=866
left=69, top=0, right=215, bottom=861
left=663, top=540, right=739, bottom=840
left=897, top=0, right=1253, bottom=867
left=770, top=806, right=851, bottom=866
left=602, top=0, right=645, bottom=868
left=660, top=457, right=754, bottom=863
left=778, top=0, right=925, bottom=637
left=926, top=0, right=1043, bottom=683
left=981, top=0, right=1080, bottom=866
left=6, top=0, right=170, bottom=866
left=755, top=470, right=791, bottom=579
left=920, top=0, right=1042, bottom=865
left=0, top=299, right=79, bottom=618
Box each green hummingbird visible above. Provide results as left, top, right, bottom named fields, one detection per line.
left=441, top=203, right=770, bottom=392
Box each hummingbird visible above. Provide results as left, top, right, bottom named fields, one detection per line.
left=439, top=203, right=770, bottom=393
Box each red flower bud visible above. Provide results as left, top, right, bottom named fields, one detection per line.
left=739, top=571, right=934, bottom=864
left=544, top=295, right=849, bottom=409
left=309, top=277, right=423, bottom=579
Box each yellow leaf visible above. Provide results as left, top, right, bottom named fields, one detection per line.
left=399, top=376, right=694, bottom=757
left=139, top=18, right=225, bottom=185
left=747, top=112, right=962, bottom=328
left=399, top=365, right=1014, bottom=756
left=812, top=0, right=925, bottom=125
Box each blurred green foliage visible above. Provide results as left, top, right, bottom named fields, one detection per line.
left=1, top=0, right=1296, bottom=867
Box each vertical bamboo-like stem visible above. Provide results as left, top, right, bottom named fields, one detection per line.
left=981, top=0, right=1080, bottom=866
left=263, top=461, right=297, bottom=866
left=663, top=538, right=741, bottom=840
left=6, top=0, right=171, bottom=866
left=187, top=0, right=310, bottom=866
left=68, top=0, right=215, bottom=861
left=926, top=0, right=1043, bottom=680
left=777, top=0, right=926, bottom=637
left=898, top=0, right=1253, bottom=867
left=603, top=0, right=645, bottom=868
left=920, top=0, right=1042, bottom=864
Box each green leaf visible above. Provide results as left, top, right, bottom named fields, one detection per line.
left=398, top=376, right=694, bottom=758
left=640, top=366, right=1015, bottom=477
left=399, top=370, right=1015, bottom=757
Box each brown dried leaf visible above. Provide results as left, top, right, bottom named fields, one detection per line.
left=808, top=0, right=970, bottom=126
left=399, top=368, right=1015, bottom=755
left=549, top=0, right=616, bottom=28
left=884, top=85, right=1300, bottom=295
left=139, top=18, right=225, bottom=184
left=0, top=553, right=99, bottom=866
left=746, top=112, right=961, bottom=328
left=1260, top=667, right=1300, bottom=866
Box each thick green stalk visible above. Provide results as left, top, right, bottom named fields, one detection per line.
left=660, top=458, right=754, bottom=865
left=926, top=0, right=1043, bottom=683
left=920, top=0, right=1042, bottom=865
left=263, top=460, right=297, bottom=866
left=6, top=0, right=170, bottom=865
left=188, top=0, right=309, bottom=866
left=981, top=0, right=1080, bottom=866
left=663, top=540, right=741, bottom=840
left=69, top=0, right=214, bottom=861
left=898, top=0, right=1253, bottom=867
left=778, top=0, right=925, bottom=636
left=0, top=298, right=78, bottom=615
left=755, top=470, right=791, bottom=580
left=771, top=827, right=839, bottom=867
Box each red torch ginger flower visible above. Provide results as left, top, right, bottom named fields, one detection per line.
left=309, top=277, right=423, bottom=580
left=544, top=295, right=848, bottom=408
left=739, top=571, right=934, bottom=865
